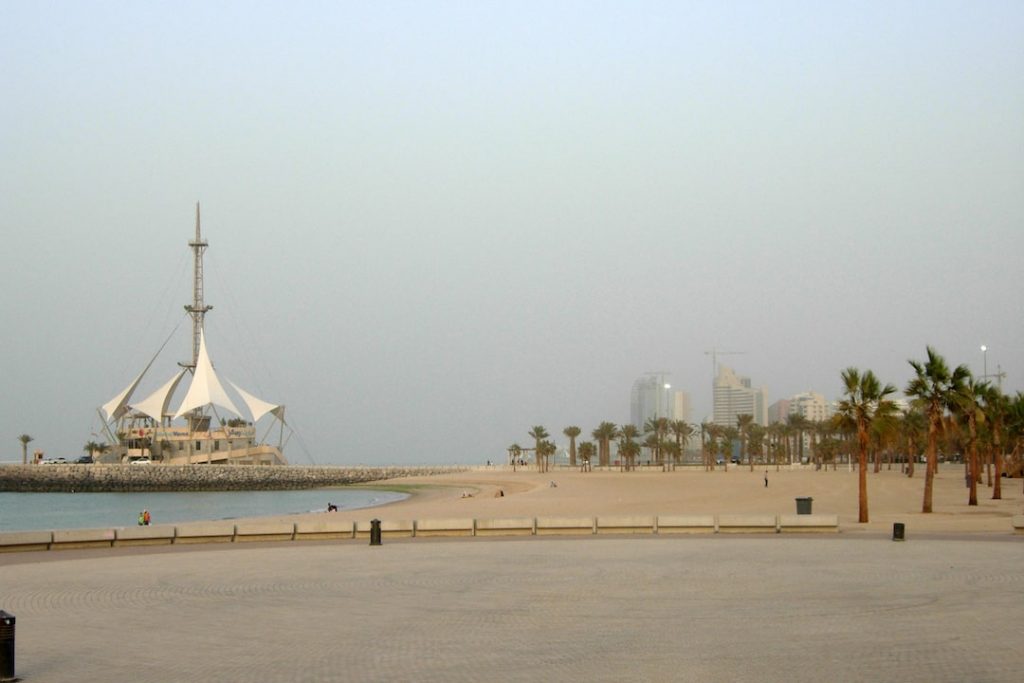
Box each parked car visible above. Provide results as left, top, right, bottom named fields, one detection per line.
left=75, top=455, right=94, bottom=464
left=41, top=457, right=67, bottom=465
left=128, top=457, right=152, bottom=465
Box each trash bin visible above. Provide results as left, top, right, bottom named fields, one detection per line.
left=795, top=497, right=813, bottom=515
left=369, top=519, right=382, bottom=546
left=0, top=610, right=14, bottom=683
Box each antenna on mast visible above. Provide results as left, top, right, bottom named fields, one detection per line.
left=184, top=202, right=212, bottom=370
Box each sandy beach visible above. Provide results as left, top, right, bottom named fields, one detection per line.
left=221, top=464, right=1024, bottom=535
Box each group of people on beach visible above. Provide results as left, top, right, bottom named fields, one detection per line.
left=137, top=509, right=151, bottom=526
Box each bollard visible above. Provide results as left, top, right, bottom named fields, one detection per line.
left=369, top=519, right=382, bottom=546
left=893, top=522, right=905, bottom=542
left=0, top=610, right=14, bottom=682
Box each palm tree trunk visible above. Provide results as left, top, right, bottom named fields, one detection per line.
left=992, top=436, right=1002, bottom=500
left=858, top=423, right=869, bottom=523
left=923, top=417, right=938, bottom=513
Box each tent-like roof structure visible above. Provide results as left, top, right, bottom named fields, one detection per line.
left=174, top=330, right=242, bottom=419
left=101, top=328, right=284, bottom=427
left=230, top=380, right=286, bottom=424
left=132, top=370, right=187, bottom=422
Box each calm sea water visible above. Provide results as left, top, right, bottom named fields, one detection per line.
left=0, top=488, right=408, bottom=532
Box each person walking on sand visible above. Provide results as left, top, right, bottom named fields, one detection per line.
left=764, top=471, right=768, bottom=488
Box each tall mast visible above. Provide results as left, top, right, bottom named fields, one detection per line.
left=184, top=202, right=212, bottom=370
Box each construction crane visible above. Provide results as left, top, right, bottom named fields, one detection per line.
left=704, top=349, right=746, bottom=383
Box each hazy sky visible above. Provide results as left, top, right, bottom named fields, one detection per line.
left=2, top=2, right=1021, bottom=464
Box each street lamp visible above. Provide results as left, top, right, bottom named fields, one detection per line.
left=980, top=345, right=988, bottom=380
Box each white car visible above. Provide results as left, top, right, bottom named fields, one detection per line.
left=128, top=457, right=153, bottom=465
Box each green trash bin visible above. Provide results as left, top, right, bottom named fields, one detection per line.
left=795, top=497, right=813, bottom=515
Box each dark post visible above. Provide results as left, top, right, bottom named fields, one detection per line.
left=893, top=522, right=905, bottom=541
left=369, top=519, right=382, bottom=546
left=0, top=610, right=14, bottom=682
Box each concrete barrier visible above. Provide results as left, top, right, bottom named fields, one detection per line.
left=536, top=516, right=596, bottom=536
left=1013, top=515, right=1024, bottom=534
left=356, top=519, right=413, bottom=539
left=778, top=514, right=839, bottom=533
left=596, top=516, right=655, bottom=534
left=51, top=528, right=117, bottom=549
left=0, top=530, right=53, bottom=553
left=716, top=514, right=779, bottom=533
left=414, top=518, right=475, bottom=537
left=656, top=515, right=716, bottom=534
left=235, top=521, right=297, bottom=543
left=173, top=521, right=237, bottom=544
left=114, top=525, right=176, bottom=546
left=294, top=518, right=356, bottom=540
left=0, top=510, right=846, bottom=553
left=474, top=517, right=535, bottom=537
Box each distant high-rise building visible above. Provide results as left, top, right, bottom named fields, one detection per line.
left=789, top=392, right=831, bottom=423
left=767, top=399, right=791, bottom=424
left=630, top=373, right=689, bottom=429
left=713, top=365, right=767, bottom=427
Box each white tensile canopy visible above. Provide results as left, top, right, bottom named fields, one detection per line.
left=131, top=370, right=187, bottom=423
left=102, top=328, right=284, bottom=427
left=173, top=330, right=242, bottom=419
left=102, top=369, right=148, bottom=422
left=229, top=381, right=286, bottom=425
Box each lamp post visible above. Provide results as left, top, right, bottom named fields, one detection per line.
left=980, top=345, right=988, bottom=381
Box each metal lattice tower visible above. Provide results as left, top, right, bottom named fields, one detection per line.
left=184, top=202, right=212, bottom=369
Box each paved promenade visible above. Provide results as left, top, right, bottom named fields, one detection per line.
left=1, top=535, right=1022, bottom=682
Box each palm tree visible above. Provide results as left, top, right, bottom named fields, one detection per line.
left=669, top=420, right=693, bottom=466
left=578, top=441, right=595, bottom=472
left=591, top=422, right=618, bottom=468
left=981, top=386, right=1007, bottom=499
left=1007, top=393, right=1024, bottom=491
left=563, top=426, right=581, bottom=467
left=955, top=378, right=988, bottom=506
left=537, top=439, right=557, bottom=472
left=736, top=414, right=754, bottom=471
left=720, top=426, right=739, bottom=470
left=83, top=441, right=100, bottom=461
left=18, top=434, right=33, bottom=465
left=508, top=443, right=523, bottom=470
left=837, top=367, right=897, bottom=523
left=786, top=414, right=811, bottom=466
left=700, top=421, right=713, bottom=470
left=618, top=425, right=641, bottom=471
left=748, top=423, right=767, bottom=469
left=528, top=426, right=549, bottom=473
left=900, top=409, right=926, bottom=477
left=906, top=347, right=970, bottom=513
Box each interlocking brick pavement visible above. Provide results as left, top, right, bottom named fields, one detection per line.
left=1, top=535, right=1021, bottom=682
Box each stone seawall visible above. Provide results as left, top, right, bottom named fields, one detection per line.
left=0, top=464, right=468, bottom=492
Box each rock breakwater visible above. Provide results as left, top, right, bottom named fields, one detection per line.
left=0, top=464, right=468, bottom=492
